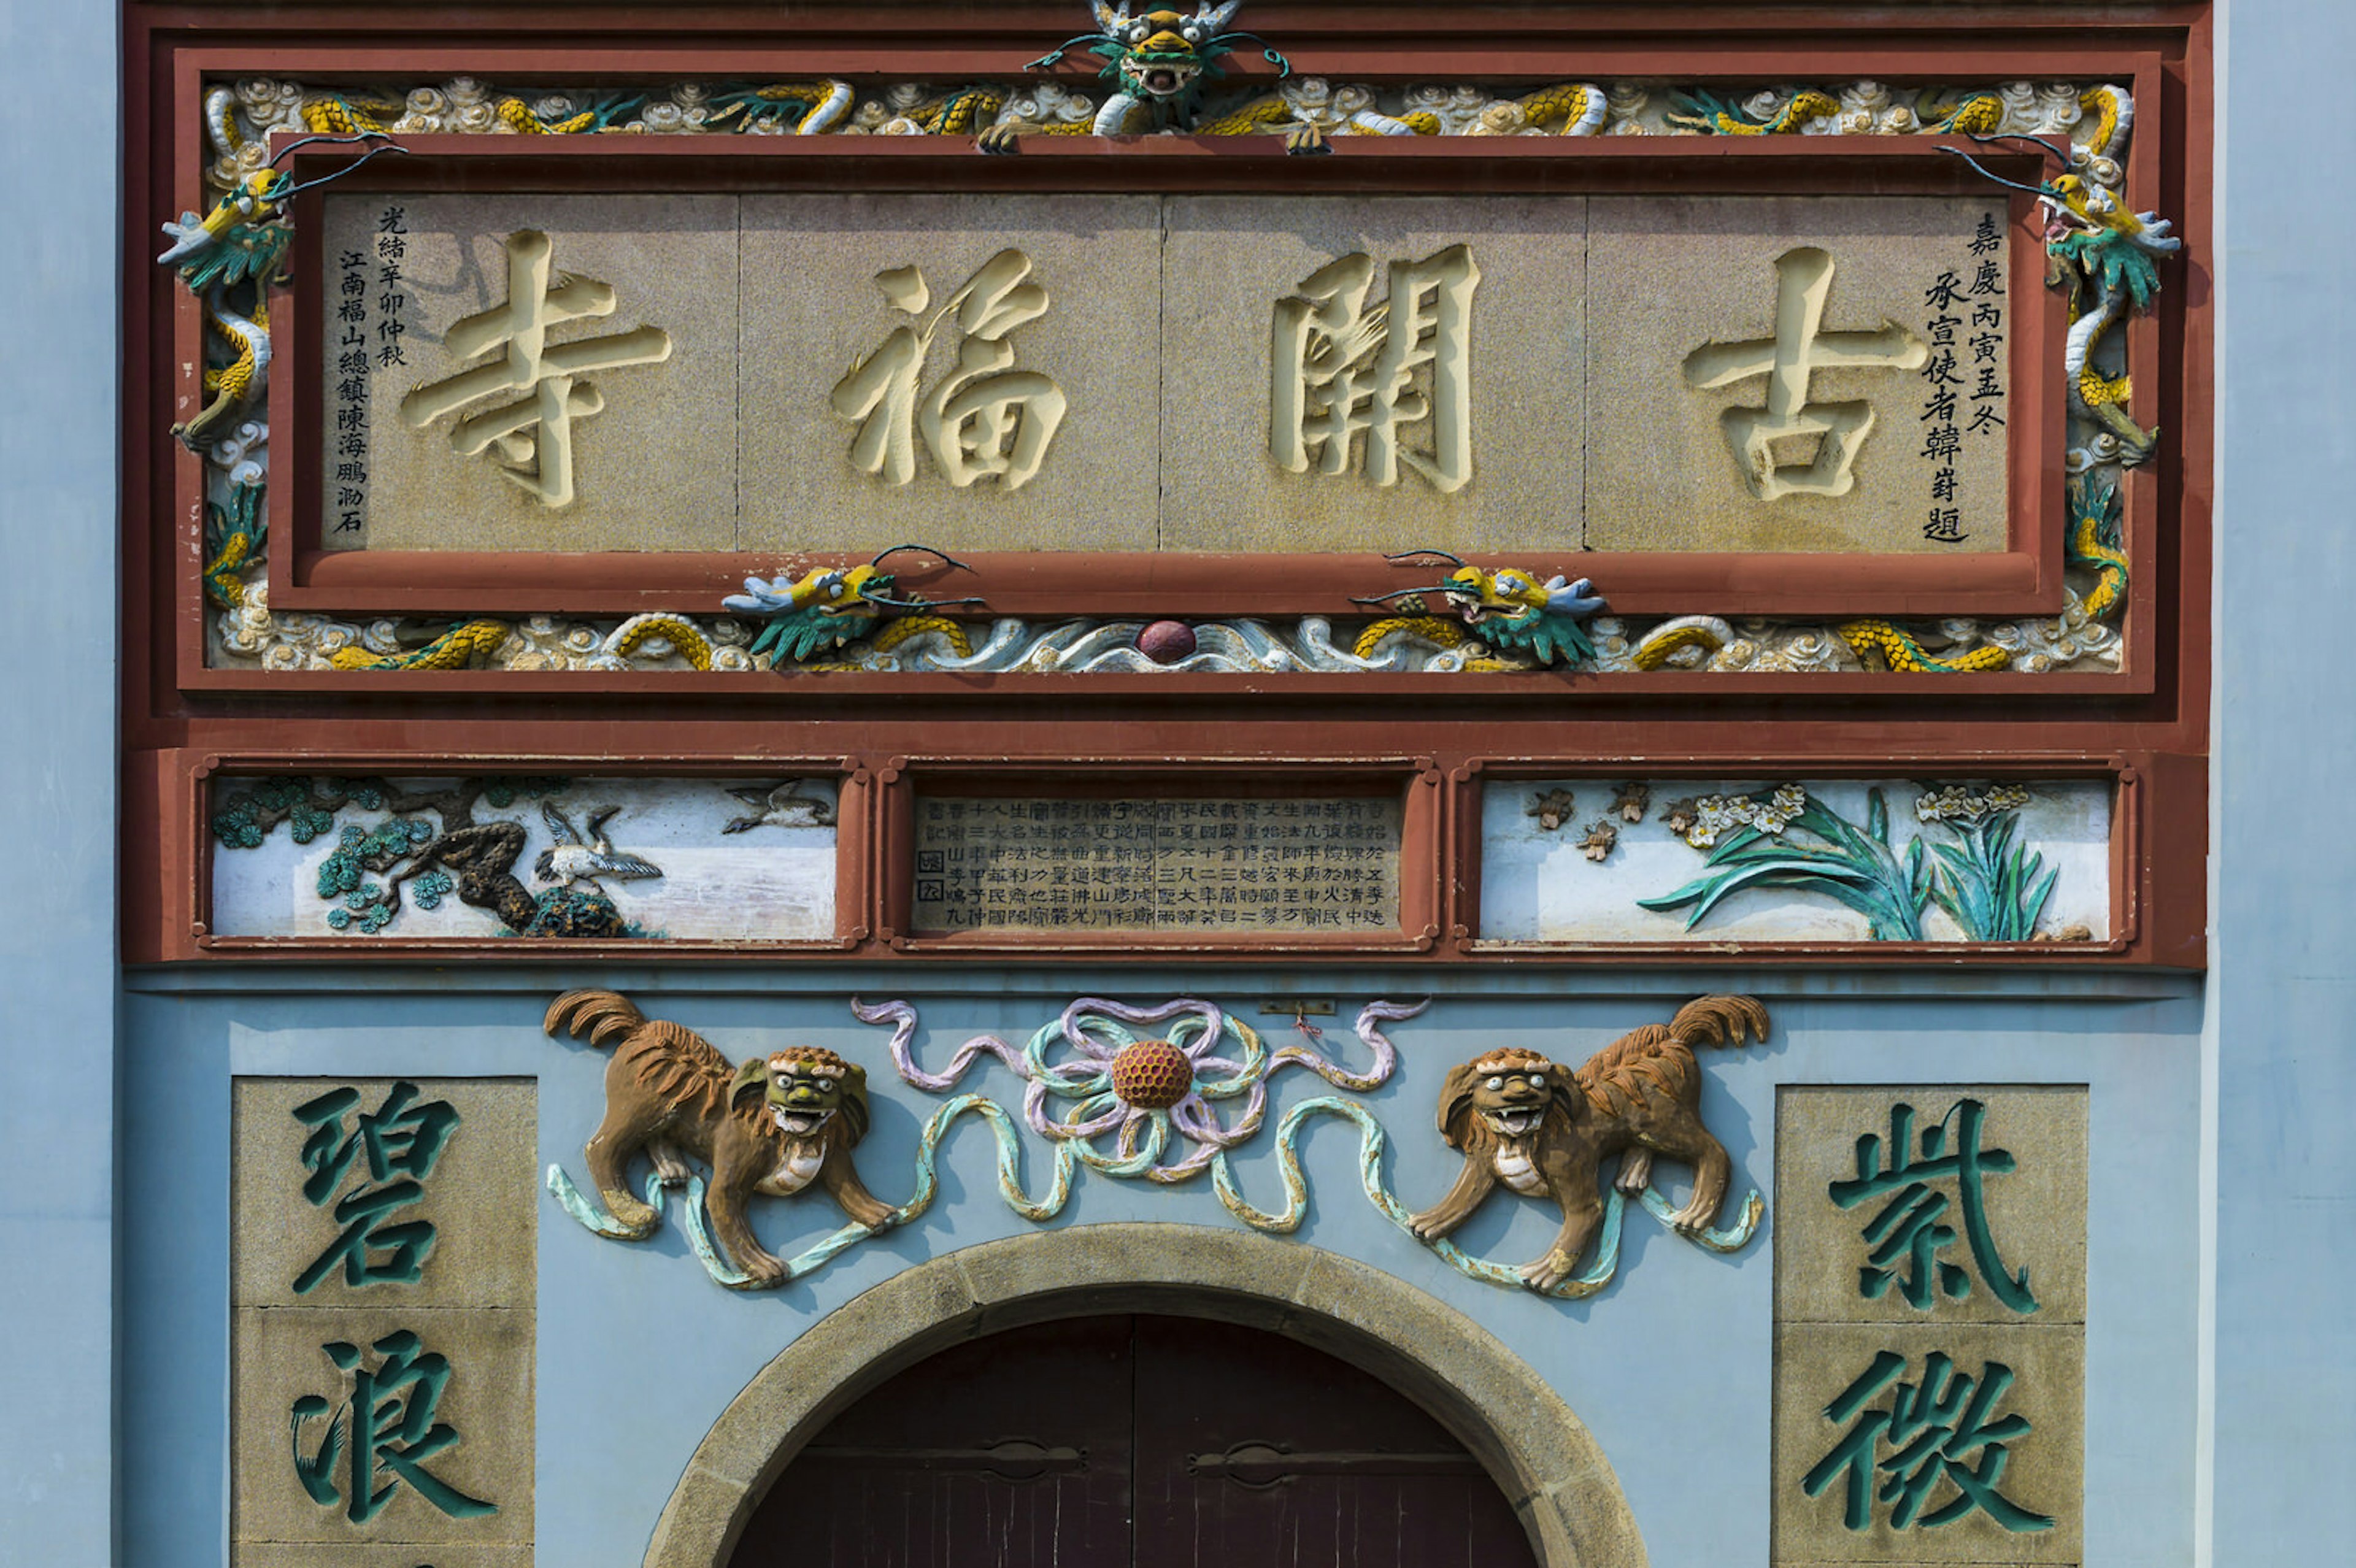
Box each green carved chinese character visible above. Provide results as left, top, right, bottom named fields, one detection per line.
left=290, top=1082, right=460, bottom=1293
left=1828, top=1098, right=2036, bottom=1313
left=290, top=1329, right=497, bottom=1524
left=1803, top=1350, right=2052, bottom=1533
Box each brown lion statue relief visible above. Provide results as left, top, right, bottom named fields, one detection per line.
left=545, top=989, right=895, bottom=1283
left=1407, top=996, right=1768, bottom=1292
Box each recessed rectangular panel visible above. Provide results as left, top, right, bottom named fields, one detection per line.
left=909, top=794, right=1401, bottom=933
left=1480, top=778, right=2110, bottom=945
left=306, top=188, right=2029, bottom=563
left=209, top=774, right=838, bottom=942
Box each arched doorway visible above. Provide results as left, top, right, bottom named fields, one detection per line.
left=644, top=1224, right=1645, bottom=1568
left=731, top=1313, right=1538, bottom=1567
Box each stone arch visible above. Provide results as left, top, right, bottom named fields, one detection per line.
left=645, top=1223, right=1646, bottom=1568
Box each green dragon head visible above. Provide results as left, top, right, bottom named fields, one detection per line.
left=1356, top=550, right=1609, bottom=669
left=723, top=545, right=984, bottom=667
left=1033, top=4, right=1283, bottom=115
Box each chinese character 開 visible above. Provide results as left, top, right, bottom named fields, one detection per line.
left=1683, top=246, right=1928, bottom=501
left=290, top=1080, right=460, bottom=1293
left=398, top=228, right=672, bottom=507
left=831, top=249, right=1067, bottom=491
left=291, top=1329, right=498, bottom=1523
left=1828, top=1097, right=2038, bottom=1313
left=1271, top=245, right=1480, bottom=493
left=1803, top=1350, right=2053, bottom=1533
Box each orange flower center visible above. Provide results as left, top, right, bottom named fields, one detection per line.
left=1109, top=1038, right=1193, bottom=1110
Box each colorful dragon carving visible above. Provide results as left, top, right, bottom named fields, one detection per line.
left=1827, top=477, right=2127, bottom=673
left=1354, top=551, right=1607, bottom=669
left=977, top=4, right=1611, bottom=150
left=723, top=545, right=988, bottom=669
left=984, top=3, right=1300, bottom=147
left=157, top=169, right=293, bottom=452
left=158, top=134, right=409, bottom=451
left=1944, top=100, right=2179, bottom=466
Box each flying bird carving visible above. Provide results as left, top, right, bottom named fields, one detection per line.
left=722, top=780, right=837, bottom=834
left=535, top=804, right=664, bottom=893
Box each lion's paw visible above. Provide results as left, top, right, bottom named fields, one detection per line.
left=736, top=1251, right=788, bottom=1287
left=1405, top=1210, right=1451, bottom=1245
left=1668, top=1204, right=1718, bottom=1237
left=978, top=124, right=1024, bottom=155
left=1518, top=1250, right=1576, bottom=1293
left=603, top=1191, right=661, bottom=1238
left=1285, top=125, right=1331, bottom=156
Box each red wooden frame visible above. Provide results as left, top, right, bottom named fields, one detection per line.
left=264, top=134, right=2069, bottom=621
left=121, top=2, right=2214, bottom=970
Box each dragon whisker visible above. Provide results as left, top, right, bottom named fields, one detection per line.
left=1965, top=129, right=2075, bottom=167
left=859, top=593, right=988, bottom=612
left=1936, top=144, right=2055, bottom=198
left=870, top=544, right=976, bottom=572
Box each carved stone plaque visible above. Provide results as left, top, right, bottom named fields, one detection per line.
left=1773, top=1085, right=2087, bottom=1565
left=909, top=795, right=1401, bottom=932
left=322, top=192, right=2015, bottom=558
left=231, top=1077, right=536, bottom=1565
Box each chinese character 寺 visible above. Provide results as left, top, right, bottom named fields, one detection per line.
left=291, top=1080, right=460, bottom=1293
left=290, top=1329, right=498, bottom=1523
left=1682, top=246, right=1928, bottom=501
left=1803, top=1350, right=2054, bottom=1533
left=831, top=249, right=1068, bottom=491
left=1272, top=244, right=1480, bottom=493
left=1828, top=1097, right=2037, bottom=1313
left=397, top=228, right=672, bottom=507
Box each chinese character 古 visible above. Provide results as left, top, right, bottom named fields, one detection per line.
left=1828, top=1098, right=2037, bottom=1313
left=1803, top=1350, right=2053, bottom=1533
left=397, top=228, right=672, bottom=507
left=1272, top=244, right=1480, bottom=493
left=1682, top=246, right=1928, bottom=501
left=831, top=249, right=1067, bottom=491
left=290, top=1329, right=498, bottom=1523
left=290, top=1081, right=460, bottom=1293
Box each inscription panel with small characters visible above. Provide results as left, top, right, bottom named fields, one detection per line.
left=909, top=795, right=1402, bottom=933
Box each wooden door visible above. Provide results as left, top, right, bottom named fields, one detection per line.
left=732, top=1313, right=1538, bottom=1568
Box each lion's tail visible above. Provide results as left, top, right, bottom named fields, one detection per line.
left=1668, top=994, right=1769, bottom=1051
left=545, top=988, right=647, bottom=1048
left=1576, top=995, right=1768, bottom=1116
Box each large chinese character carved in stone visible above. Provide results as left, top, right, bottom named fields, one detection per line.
left=1682, top=245, right=1928, bottom=501
left=398, top=228, right=672, bottom=507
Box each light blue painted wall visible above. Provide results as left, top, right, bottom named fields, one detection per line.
left=2212, top=0, right=2356, bottom=1559
left=123, top=967, right=2201, bottom=1567
left=0, top=1, right=118, bottom=1563
left=15, top=4, right=2356, bottom=1564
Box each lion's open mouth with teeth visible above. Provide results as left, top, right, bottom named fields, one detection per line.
left=1463, top=1050, right=1562, bottom=1140
left=770, top=1104, right=836, bottom=1137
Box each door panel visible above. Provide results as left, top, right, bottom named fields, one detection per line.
left=1132, top=1317, right=1536, bottom=1568
left=733, top=1313, right=1539, bottom=1568
left=734, top=1314, right=1134, bottom=1567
